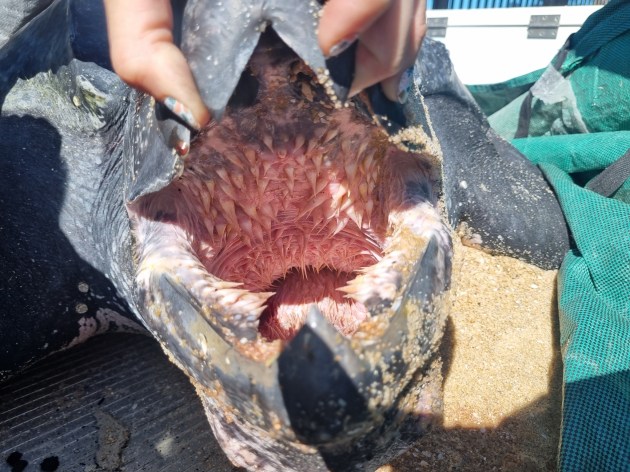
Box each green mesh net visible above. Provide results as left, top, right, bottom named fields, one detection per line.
left=542, top=165, right=630, bottom=471
left=469, top=1, right=630, bottom=470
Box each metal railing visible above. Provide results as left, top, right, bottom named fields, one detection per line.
left=428, top=0, right=607, bottom=8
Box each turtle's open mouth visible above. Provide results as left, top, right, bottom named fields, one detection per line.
left=127, top=35, right=451, bottom=472
left=131, top=43, right=446, bottom=354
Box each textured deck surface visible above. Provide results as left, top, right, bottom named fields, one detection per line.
left=0, top=333, right=239, bottom=472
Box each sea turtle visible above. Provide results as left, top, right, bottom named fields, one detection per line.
left=0, top=0, right=569, bottom=470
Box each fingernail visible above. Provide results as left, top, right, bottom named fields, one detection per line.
left=397, top=66, right=415, bottom=104
left=163, top=96, right=201, bottom=130
left=326, top=35, right=358, bottom=58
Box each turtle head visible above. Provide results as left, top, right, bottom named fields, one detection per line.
left=124, top=1, right=452, bottom=470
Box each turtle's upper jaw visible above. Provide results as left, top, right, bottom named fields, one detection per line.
left=127, top=43, right=451, bottom=471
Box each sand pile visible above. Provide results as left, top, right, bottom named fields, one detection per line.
left=384, top=240, right=563, bottom=471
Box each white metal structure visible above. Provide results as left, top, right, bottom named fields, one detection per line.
left=426, top=6, right=603, bottom=84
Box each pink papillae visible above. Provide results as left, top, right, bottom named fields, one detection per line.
left=133, top=51, right=437, bottom=342
left=173, top=111, right=389, bottom=340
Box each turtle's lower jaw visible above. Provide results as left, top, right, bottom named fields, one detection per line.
left=127, top=47, right=451, bottom=471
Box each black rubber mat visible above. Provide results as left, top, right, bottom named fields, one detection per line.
left=0, top=333, right=240, bottom=472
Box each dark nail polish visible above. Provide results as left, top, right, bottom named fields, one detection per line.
left=398, top=67, right=415, bottom=104
left=163, top=97, right=201, bottom=130
left=327, top=35, right=358, bottom=58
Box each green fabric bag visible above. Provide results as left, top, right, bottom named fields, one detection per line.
left=470, top=0, right=630, bottom=140
left=514, top=134, right=630, bottom=470
left=470, top=1, right=630, bottom=470
left=468, top=67, right=546, bottom=117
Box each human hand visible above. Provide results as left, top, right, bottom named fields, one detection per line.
left=104, top=0, right=426, bottom=130
left=104, top=0, right=211, bottom=130
left=318, top=0, right=427, bottom=103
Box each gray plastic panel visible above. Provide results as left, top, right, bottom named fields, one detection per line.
left=0, top=334, right=240, bottom=472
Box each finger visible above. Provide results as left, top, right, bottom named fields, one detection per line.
left=318, top=0, right=391, bottom=57
left=380, top=0, right=427, bottom=102
left=104, top=0, right=210, bottom=128
left=349, top=0, right=415, bottom=97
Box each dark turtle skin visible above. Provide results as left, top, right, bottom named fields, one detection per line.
left=0, top=0, right=569, bottom=471
left=417, top=43, right=570, bottom=270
